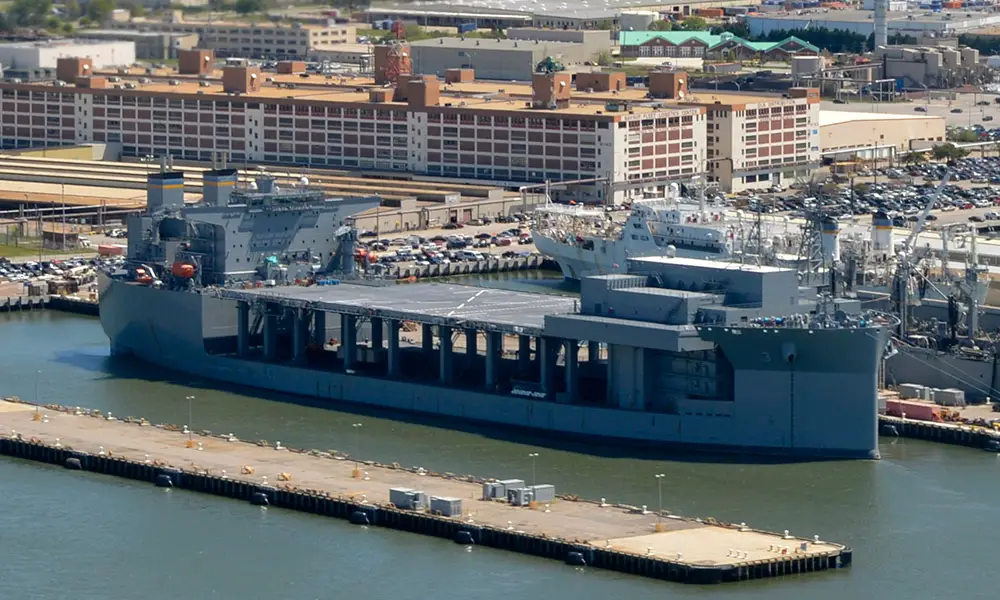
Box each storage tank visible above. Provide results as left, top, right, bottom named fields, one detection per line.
left=171, top=262, right=196, bottom=279
left=618, top=10, right=658, bottom=30
left=872, top=210, right=893, bottom=253
left=820, top=216, right=841, bottom=263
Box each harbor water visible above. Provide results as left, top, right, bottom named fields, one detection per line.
left=0, top=305, right=997, bottom=599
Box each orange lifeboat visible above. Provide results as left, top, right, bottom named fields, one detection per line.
left=171, top=262, right=196, bottom=279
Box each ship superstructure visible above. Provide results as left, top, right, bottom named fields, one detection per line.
left=532, top=185, right=800, bottom=280
left=100, top=174, right=895, bottom=459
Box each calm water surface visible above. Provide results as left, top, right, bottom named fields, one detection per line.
left=0, top=302, right=995, bottom=600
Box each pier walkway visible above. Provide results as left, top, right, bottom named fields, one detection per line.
left=0, top=398, right=850, bottom=585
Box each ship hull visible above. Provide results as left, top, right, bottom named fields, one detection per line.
left=533, top=232, right=723, bottom=280
left=886, top=348, right=996, bottom=401
left=99, top=280, right=879, bottom=459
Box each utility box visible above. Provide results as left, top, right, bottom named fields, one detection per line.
left=430, top=496, right=463, bottom=517
left=482, top=481, right=505, bottom=500
left=530, top=484, right=555, bottom=503
left=390, top=487, right=428, bottom=510
left=934, top=388, right=966, bottom=407
left=898, top=383, right=925, bottom=399
left=508, top=487, right=533, bottom=507
left=497, top=479, right=525, bottom=498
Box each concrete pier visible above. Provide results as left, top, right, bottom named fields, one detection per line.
left=0, top=398, right=851, bottom=585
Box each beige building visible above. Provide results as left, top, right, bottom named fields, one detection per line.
left=692, top=87, right=822, bottom=193
left=112, top=19, right=354, bottom=59
left=819, top=112, right=946, bottom=162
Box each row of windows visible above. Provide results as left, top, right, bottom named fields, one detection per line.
left=427, top=113, right=606, bottom=130
left=267, top=118, right=408, bottom=134
left=429, top=127, right=597, bottom=144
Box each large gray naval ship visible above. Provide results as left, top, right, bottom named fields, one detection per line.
left=99, top=169, right=897, bottom=459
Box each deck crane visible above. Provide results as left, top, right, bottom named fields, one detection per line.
left=892, top=170, right=950, bottom=336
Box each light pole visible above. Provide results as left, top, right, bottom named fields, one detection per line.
left=528, top=452, right=538, bottom=489
left=655, top=473, right=665, bottom=530
left=185, top=395, right=195, bottom=442
left=352, top=422, right=363, bottom=476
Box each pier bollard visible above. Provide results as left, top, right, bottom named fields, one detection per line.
left=54, top=438, right=61, bottom=448
left=599, top=497, right=607, bottom=507
left=783, top=530, right=792, bottom=539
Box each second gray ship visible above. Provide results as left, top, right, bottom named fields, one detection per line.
left=99, top=168, right=897, bottom=459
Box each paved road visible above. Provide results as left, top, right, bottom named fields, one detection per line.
left=821, top=91, right=1000, bottom=128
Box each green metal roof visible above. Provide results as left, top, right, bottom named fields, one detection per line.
left=618, top=31, right=725, bottom=47
left=619, top=31, right=819, bottom=54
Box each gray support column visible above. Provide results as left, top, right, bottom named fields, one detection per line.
left=312, top=310, right=326, bottom=346
left=588, top=340, right=600, bottom=363
left=371, top=317, right=384, bottom=350
left=539, top=336, right=556, bottom=399
left=466, top=328, right=478, bottom=358
left=263, top=304, right=278, bottom=362
left=422, top=323, right=434, bottom=354
left=518, top=334, right=532, bottom=373
left=485, top=330, right=501, bottom=389
left=439, top=326, right=453, bottom=384
left=292, top=308, right=306, bottom=362
left=387, top=319, right=401, bottom=377
left=606, top=343, right=616, bottom=407
left=564, top=339, right=578, bottom=403
left=236, top=301, right=250, bottom=357
left=342, top=313, right=357, bottom=371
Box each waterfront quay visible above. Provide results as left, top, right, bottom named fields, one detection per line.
left=0, top=398, right=849, bottom=585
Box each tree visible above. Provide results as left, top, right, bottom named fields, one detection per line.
left=711, top=22, right=749, bottom=38
left=7, top=0, right=52, bottom=27
left=677, top=16, right=707, bottom=31
left=901, top=151, right=926, bottom=166
left=932, top=143, right=969, bottom=162
left=85, top=0, right=115, bottom=23
left=62, top=0, right=81, bottom=19
left=648, top=19, right=672, bottom=31
left=594, top=50, right=612, bottom=66
left=234, top=0, right=265, bottom=15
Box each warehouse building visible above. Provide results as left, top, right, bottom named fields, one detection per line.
left=819, top=112, right=946, bottom=162
left=0, top=53, right=825, bottom=201
left=746, top=8, right=1000, bottom=38
left=75, top=30, right=199, bottom=61
left=0, top=40, right=135, bottom=71
left=410, top=37, right=593, bottom=81
left=619, top=31, right=818, bottom=61
left=506, top=27, right=615, bottom=58
left=110, top=17, right=354, bottom=59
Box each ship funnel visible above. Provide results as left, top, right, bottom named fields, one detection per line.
left=203, top=168, right=238, bottom=207
left=872, top=210, right=892, bottom=254
left=146, top=171, right=184, bottom=214
left=820, top=216, right=840, bottom=263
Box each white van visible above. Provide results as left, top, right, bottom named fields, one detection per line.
left=457, top=250, right=484, bottom=261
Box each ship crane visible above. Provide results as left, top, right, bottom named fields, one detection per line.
left=892, top=171, right=950, bottom=337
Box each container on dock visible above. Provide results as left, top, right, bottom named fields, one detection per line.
left=390, top=487, right=428, bottom=510
left=886, top=399, right=941, bottom=421
left=482, top=481, right=505, bottom=500
left=933, top=388, right=966, bottom=407
left=429, top=496, right=462, bottom=517
left=497, top=479, right=524, bottom=497
left=530, top=484, right=555, bottom=503
left=898, top=383, right=926, bottom=399
left=508, top=487, right=533, bottom=506
left=97, top=244, right=125, bottom=256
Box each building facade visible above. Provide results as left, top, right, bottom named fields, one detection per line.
left=410, top=37, right=592, bottom=81
left=619, top=31, right=819, bottom=61
left=75, top=30, right=200, bottom=60
left=111, top=20, right=354, bottom=59
left=0, top=59, right=819, bottom=201
left=697, top=88, right=821, bottom=192
left=0, top=40, right=136, bottom=71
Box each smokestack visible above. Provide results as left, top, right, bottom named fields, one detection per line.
left=874, top=0, right=888, bottom=48
left=203, top=168, right=238, bottom=207
left=146, top=171, right=185, bottom=214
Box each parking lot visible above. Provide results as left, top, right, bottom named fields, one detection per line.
left=357, top=214, right=543, bottom=271
left=822, top=91, right=1000, bottom=128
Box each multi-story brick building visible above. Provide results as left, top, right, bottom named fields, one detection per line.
left=693, top=88, right=821, bottom=192
left=0, top=55, right=818, bottom=200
